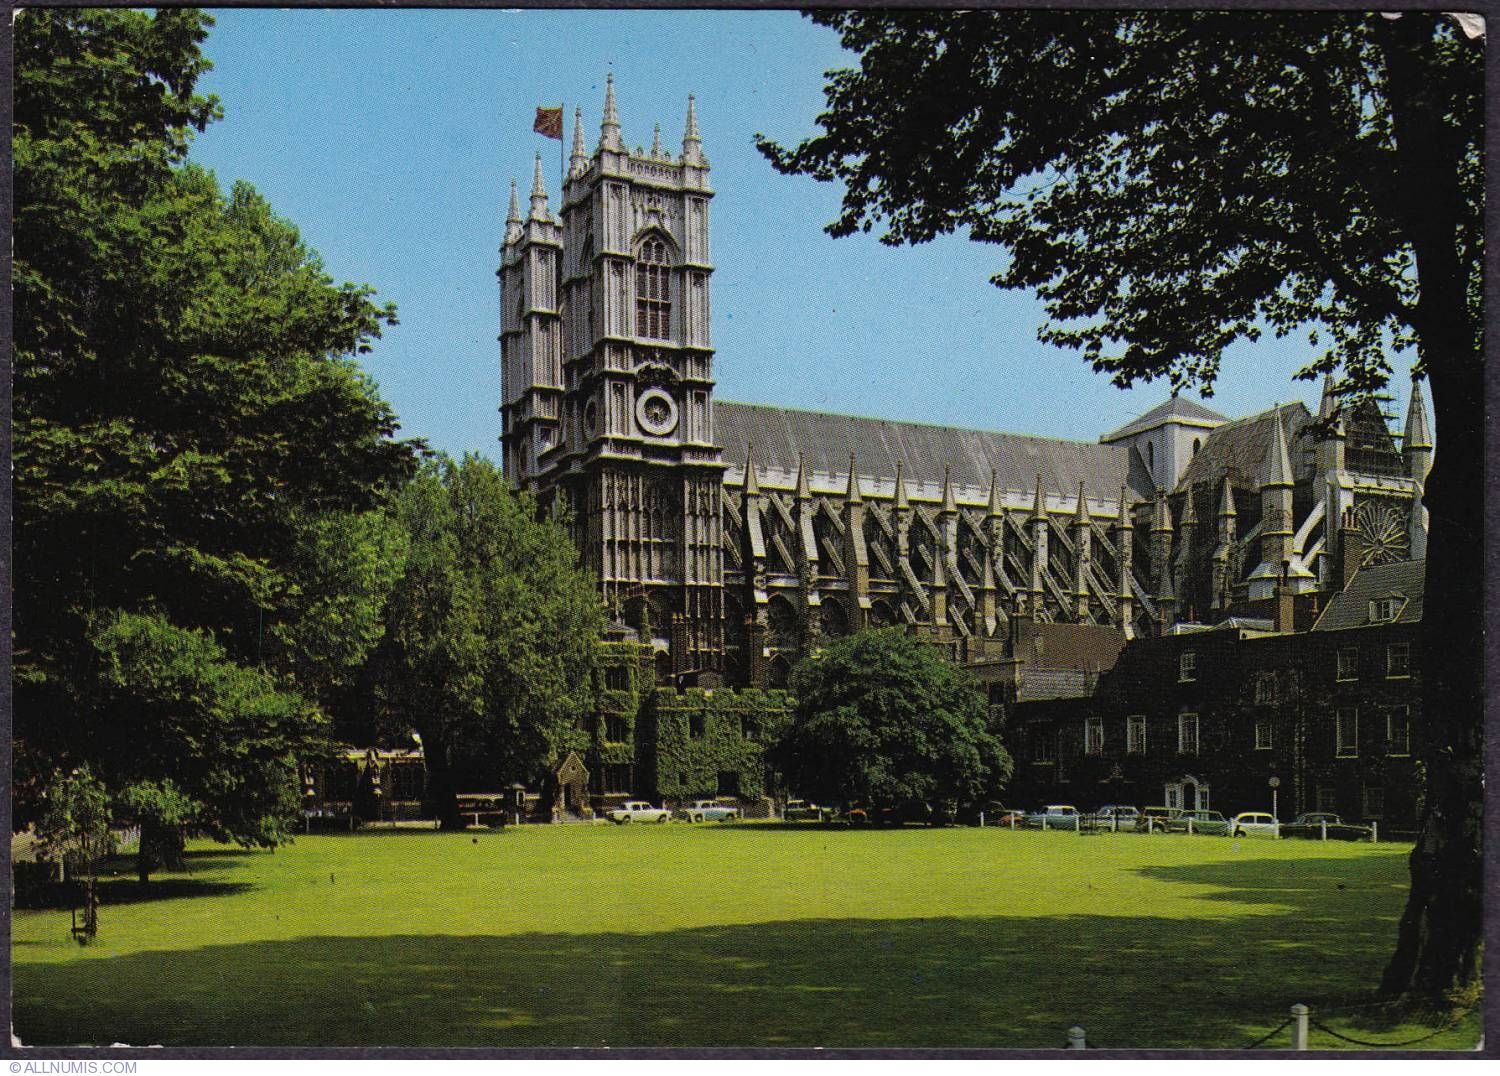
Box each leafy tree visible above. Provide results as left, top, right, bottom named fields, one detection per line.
left=88, top=612, right=317, bottom=880
left=14, top=9, right=419, bottom=850
left=773, top=629, right=1011, bottom=811
left=35, top=767, right=115, bottom=942
left=758, top=9, right=1480, bottom=1003
left=370, top=456, right=602, bottom=828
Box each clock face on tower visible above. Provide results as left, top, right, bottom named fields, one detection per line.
left=636, top=387, right=679, bottom=437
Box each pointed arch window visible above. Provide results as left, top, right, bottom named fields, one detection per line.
left=635, top=237, right=672, bottom=339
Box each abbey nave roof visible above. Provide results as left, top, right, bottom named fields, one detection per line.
left=715, top=400, right=1156, bottom=506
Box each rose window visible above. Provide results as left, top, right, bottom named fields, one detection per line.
left=1353, top=499, right=1410, bottom=566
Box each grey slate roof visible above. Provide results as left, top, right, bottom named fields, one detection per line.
left=1017, top=667, right=1095, bottom=702
left=1101, top=396, right=1227, bottom=441
left=1177, top=403, right=1315, bottom=492
left=1311, top=559, right=1425, bottom=631
left=714, top=401, right=1155, bottom=500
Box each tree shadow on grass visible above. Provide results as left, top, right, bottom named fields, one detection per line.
left=11, top=908, right=1433, bottom=1048
left=95, top=878, right=256, bottom=906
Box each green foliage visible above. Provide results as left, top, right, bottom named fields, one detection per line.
left=650, top=688, right=790, bottom=802
left=13, top=9, right=419, bottom=853
left=774, top=629, right=1011, bottom=808
left=370, top=456, right=604, bottom=825
left=88, top=611, right=319, bottom=855
left=757, top=11, right=1480, bottom=398
left=35, top=766, right=116, bottom=879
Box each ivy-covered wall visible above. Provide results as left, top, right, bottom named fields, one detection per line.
left=645, top=687, right=792, bottom=802
left=583, top=633, right=793, bottom=806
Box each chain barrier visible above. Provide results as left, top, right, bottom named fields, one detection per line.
left=1244, top=1017, right=1296, bottom=1049
left=1308, top=1011, right=1473, bottom=1049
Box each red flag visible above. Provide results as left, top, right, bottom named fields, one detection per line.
left=533, top=106, right=563, bottom=140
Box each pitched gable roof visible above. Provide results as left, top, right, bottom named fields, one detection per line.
left=1177, top=402, right=1315, bottom=492
left=714, top=401, right=1154, bottom=501
left=1311, top=559, right=1425, bottom=631
left=1101, top=396, right=1227, bottom=442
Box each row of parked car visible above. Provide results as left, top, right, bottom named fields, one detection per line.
left=1004, top=804, right=1374, bottom=839
left=605, top=800, right=741, bottom=824
left=604, top=798, right=1374, bottom=840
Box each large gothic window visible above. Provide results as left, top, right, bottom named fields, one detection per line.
left=635, top=237, right=671, bottom=339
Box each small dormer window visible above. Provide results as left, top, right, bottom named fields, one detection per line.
left=1147, top=441, right=1155, bottom=473
left=1369, top=596, right=1401, bottom=623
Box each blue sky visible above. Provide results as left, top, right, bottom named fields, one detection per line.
left=187, top=9, right=1412, bottom=461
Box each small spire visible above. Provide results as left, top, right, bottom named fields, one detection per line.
left=1179, top=485, right=1198, bottom=527
left=651, top=123, right=664, bottom=159
left=600, top=72, right=622, bottom=151
left=1260, top=409, right=1294, bottom=488
left=682, top=94, right=705, bottom=166
left=1029, top=474, right=1047, bottom=523
left=988, top=469, right=1004, bottom=518
left=1117, top=486, right=1133, bottom=529
left=1218, top=475, right=1237, bottom=519
left=569, top=107, right=588, bottom=175
left=1404, top=376, right=1433, bottom=451
left=894, top=460, right=909, bottom=510
left=1073, top=480, right=1090, bottom=524
left=503, top=179, right=522, bottom=246
left=1152, top=491, right=1174, bottom=534
left=1317, top=372, right=1344, bottom=438
left=529, top=153, right=549, bottom=220
left=795, top=453, right=811, bottom=499
left=941, top=464, right=957, bottom=512
left=742, top=443, right=760, bottom=496
left=845, top=454, right=863, bottom=504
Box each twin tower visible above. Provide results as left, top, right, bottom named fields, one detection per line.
left=499, top=76, right=728, bottom=676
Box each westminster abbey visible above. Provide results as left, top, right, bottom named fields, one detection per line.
left=499, top=80, right=1433, bottom=695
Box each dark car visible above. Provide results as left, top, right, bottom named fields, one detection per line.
left=874, top=800, right=953, bottom=827
left=1281, top=812, right=1373, bottom=841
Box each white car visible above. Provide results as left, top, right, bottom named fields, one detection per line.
left=607, top=800, right=672, bottom=824
left=1229, top=811, right=1281, bottom=838
left=678, top=799, right=739, bottom=823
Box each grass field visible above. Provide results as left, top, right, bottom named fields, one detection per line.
left=11, top=824, right=1482, bottom=1049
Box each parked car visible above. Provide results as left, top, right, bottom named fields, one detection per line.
left=782, top=799, right=825, bottom=822
left=1280, top=812, right=1372, bottom=841
left=607, top=801, right=672, bottom=824
left=1229, top=811, right=1281, bottom=838
left=875, top=800, right=953, bottom=827
left=1092, top=805, right=1141, bottom=830
left=1136, top=806, right=1184, bottom=833
left=678, top=799, right=740, bottom=823
left=1023, top=804, right=1082, bottom=830
left=1166, top=809, right=1231, bottom=836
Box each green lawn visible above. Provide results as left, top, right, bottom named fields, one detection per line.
left=11, top=824, right=1481, bottom=1049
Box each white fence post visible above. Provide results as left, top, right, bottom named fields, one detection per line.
left=1290, top=1004, right=1309, bottom=1050
left=1320, top=819, right=1328, bottom=841
left=1371, top=821, right=1378, bottom=843
left=1188, top=816, right=1195, bottom=835
left=1010, top=812, right=1016, bottom=831
left=1042, top=814, right=1048, bottom=832
left=1067, top=1025, right=1086, bottom=1050
left=979, top=811, right=985, bottom=828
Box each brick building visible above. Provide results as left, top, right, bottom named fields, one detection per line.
left=1006, top=559, right=1425, bottom=831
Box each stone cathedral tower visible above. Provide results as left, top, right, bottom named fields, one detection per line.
left=501, top=77, right=726, bottom=679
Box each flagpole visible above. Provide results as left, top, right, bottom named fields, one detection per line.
left=559, top=102, right=566, bottom=200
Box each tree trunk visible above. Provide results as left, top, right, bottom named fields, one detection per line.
left=1376, top=16, right=1484, bottom=1004
left=136, top=819, right=187, bottom=884
left=421, top=736, right=465, bottom=831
